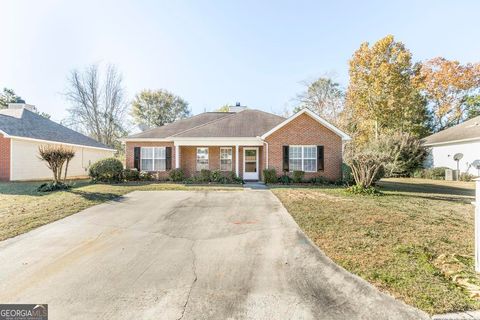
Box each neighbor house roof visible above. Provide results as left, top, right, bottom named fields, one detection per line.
left=423, top=116, right=480, bottom=146
left=0, top=107, right=114, bottom=150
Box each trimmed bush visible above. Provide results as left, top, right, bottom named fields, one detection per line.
left=345, top=185, right=382, bottom=196
left=278, top=174, right=291, bottom=185
left=342, top=163, right=354, bottom=185
left=123, top=169, right=140, bottom=181
left=37, top=181, right=71, bottom=192
left=169, top=168, right=185, bottom=182
left=211, top=169, right=222, bottom=183
left=459, top=172, right=476, bottom=181
left=199, top=169, right=211, bottom=182
left=413, top=167, right=449, bottom=180
left=89, top=158, right=124, bottom=182
left=310, top=176, right=329, bottom=185
left=263, top=168, right=277, bottom=184
left=292, top=170, right=305, bottom=183
left=139, top=171, right=153, bottom=181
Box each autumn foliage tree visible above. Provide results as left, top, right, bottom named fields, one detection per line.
left=345, top=35, right=429, bottom=142
left=415, top=57, right=480, bottom=131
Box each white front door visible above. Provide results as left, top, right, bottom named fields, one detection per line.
left=243, top=147, right=259, bottom=180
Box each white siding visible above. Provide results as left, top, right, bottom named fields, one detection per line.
left=427, top=140, right=480, bottom=174
left=10, top=138, right=115, bottom=181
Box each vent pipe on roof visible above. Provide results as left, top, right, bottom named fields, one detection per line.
left=229, top=102, right=246, bottom=113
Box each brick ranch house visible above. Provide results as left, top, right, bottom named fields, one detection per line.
left=122, top=106, right=351, bottom=181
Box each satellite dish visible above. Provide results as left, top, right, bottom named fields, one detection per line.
left=472, top=160, right=480, bottom=170
left=454, top=153, right=464, bottom=161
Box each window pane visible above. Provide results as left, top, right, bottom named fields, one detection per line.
left=245, top=162, right=256, bottom=172
left=304, top=159, right=316, bottom=172
left=141, top=147, right=153, bottom=159
left=289, top=146, right=301, bottom=159
left=141, top=159, right=153, bottom=171
left=303, top=146, right=316, bottom=159
left=155, top=159, right=166, bottom=171
left=220, top=159, right=232, bottom=171
left=155, top=147, right=165, bottom=159
left=220, top=148, right=232, bottom=160
left=289, top=159, right=302, bottom=171
left=245, top=149, right=256, bottom=161
left=197, top=148, right=209, bottom=171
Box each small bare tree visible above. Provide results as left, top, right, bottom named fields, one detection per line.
left=38, top=145, right=75, bottom=184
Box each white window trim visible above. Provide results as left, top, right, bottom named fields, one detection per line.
left=220, top=147, right=233, bottom=171
left=196, top=147, right=209, bottom=171
left=289, top=145, right=317, bottom=173
left=140, top=146, right=166, bottom=171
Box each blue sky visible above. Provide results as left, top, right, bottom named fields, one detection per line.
left=2, top=0, right=480, bottom=122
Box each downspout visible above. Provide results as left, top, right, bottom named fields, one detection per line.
left=258, top=136, right=268, bottom=169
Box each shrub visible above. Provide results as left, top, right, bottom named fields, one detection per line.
left=382, top=132, right=427, bottom=177
left=342, top=163, right=354, bottom=185
left=345, top=185, right=382, bottom=196
left=278, top=174, right=291, bottom=185
left=197, top=169, right=211, bottom=182
left=310, top=176, right=329, bottom=185
left=211, top=169, right=222, bottom=183
left=37, top=181, right=71, bottom=192
left=123, top=169, right=140, bottom=181
left=139, top=171, right=153, bottom=181
left=263, top=168, right=277, bottom=184
left=292, top=170, right=305, bottom=183
left=169, top=168, right=185, bottom=182
left=89, top=158, right=124, bottom=182
left=459, top=172, right=476, bottom=181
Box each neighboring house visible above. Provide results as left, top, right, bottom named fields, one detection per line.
left=122, top=106, right=351, bottom=181
left=0, top=103, right=115, bottom=181
left=423, top=115, right=480, bottom=174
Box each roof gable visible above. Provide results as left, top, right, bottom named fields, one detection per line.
left=0, top=108, right=113, bottom=150
left=260, top=108, right=351, bottom=141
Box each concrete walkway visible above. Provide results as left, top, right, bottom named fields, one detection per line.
left=0, top=190, right=427, bottom=319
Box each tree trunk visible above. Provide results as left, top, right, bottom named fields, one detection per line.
left=63, top=159, right=71, bottom=183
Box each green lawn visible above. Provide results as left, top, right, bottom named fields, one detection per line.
left=272, top=178, right=479, bottom=315
left=0, top=180, right=241, bottom=242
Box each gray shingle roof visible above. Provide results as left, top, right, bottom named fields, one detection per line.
left=423, top=115, right=480, bottom=145
left=125, top=109, right=286, bottom=139
left=127, top=112, right=234, bottom=139
left=172, top=109, right=285, bottom=137
left=0, top=108, right=113, bottom=150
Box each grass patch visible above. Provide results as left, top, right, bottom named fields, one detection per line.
left=271, top=178, right=479, bottom=314
left=0, top=180, right=240, bottom=241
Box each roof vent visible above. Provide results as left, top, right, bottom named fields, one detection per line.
left=229, top=102, right=246, bottom=113
left=8, top=102, right=37, bottom=112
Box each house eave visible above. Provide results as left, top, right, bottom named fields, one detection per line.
left=423, top=137, right=480, bottom=147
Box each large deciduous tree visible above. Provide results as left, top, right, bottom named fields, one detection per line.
left=65, top=64, right=128, bottom=148
left=346, top=35, right=429, bottom=142
left=294, top=77, right=345, bottom=127
left=415, top=57, right=480, bottom=131
left=131, top=89, right=190, bottom=128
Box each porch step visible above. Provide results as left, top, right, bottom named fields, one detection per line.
left=243, top=182, right=268, bottom=190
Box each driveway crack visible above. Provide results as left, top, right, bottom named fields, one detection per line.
left=177, top=241, right=198, bottom=320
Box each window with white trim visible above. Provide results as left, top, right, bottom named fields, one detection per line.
left=289, top=146, right=317, bottom=172
left=196, top=147, right=209, bottom=171
left=141, top=147, right=166, bottom=171
left=220, top=147, right=232, bottom=171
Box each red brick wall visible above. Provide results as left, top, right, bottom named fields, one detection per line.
left=180, top=146, right=237, bottom=177
left=125, top=141, right=175, bottom=179
left=0, top=135, right=10, bottom=181
left=265, top=113, right=343, bottom=181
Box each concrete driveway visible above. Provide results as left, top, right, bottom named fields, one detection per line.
left=0, top=190, right=427, bottom=319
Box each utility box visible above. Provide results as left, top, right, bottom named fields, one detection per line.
left=445, top=169, right=459, bottom=181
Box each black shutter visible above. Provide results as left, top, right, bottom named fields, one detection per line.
left=165, top=147, right=172, bottom=170
left=283, top=146, right=289, bottom=172
left=134, top=147, right=141, bottom=170
left=317, top=146, right=324, bottom=171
